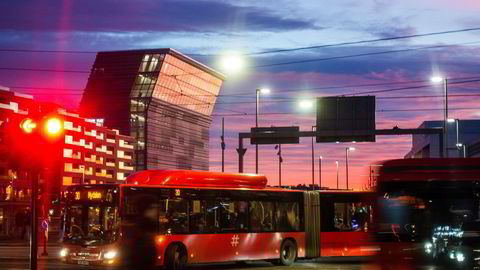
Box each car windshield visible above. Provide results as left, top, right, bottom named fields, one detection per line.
left=63, top=204, right=119, bottom=245
left=63, top=186, right=120, bottom=245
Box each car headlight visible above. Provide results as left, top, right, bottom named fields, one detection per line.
left=103, top=250, right=117, bottom=259
left=59, top=248, right=68, bottom=257
left=456, top=252, right=465, bottom=262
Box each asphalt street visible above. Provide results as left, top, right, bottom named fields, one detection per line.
left=0, top=245, right=449, bottom=270
left=0, top=260, right=374, bottom=270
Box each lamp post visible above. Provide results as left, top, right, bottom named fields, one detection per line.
left=79, top=165, right=85, bottom=184
left=311, top=126, right=315, bottom=190
left=456, top=143, right=467, bottom=158
left=319, top=156, right=323, bottom=190
left=431, top=76, right=448, bottom=157
left=335, top=160, right=339, bottom=189
left=275, top=144, right=283, bottom=186
left=221, top=117, right=226, bottom=172
left=345, top=147, right=355, bottom=190
left=255, top=88, right=270, bottom=174
left=449, top=118, right=466, bottom=158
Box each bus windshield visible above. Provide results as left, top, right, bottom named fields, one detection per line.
left=63, top=186, right=120, bottom=245
left=376, top=180, right=480, bottom=243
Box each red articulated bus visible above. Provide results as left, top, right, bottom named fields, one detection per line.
left=374, top=158, right=480, bottom=269
left=59, top=170, right=376, bottom=268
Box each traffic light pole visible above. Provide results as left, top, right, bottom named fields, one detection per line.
left=30, top=169, right=38, bottom=270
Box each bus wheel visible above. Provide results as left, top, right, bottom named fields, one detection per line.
left=165, top=243, right=187, bottom=270
left=278, top=239, right=297, bottom=266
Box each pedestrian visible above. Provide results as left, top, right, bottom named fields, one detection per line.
left=58, top=209, right=65, bottom=242
left=15, top=210, right=24, bottom=240
left=23, top=209, right=31, bottom=242
left=119, top=195, right=158, bottom=269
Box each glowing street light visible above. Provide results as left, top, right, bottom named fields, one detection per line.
left=430, top=76, right=444, bottom=83
left=255, top=87, right=271, bottom=174
left=346, top=147, right=355, bottom=190
left=298, top=99, right=314, bottom=110
left=220, top=53, right=245, bottom=74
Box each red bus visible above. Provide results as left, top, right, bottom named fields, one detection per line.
left=374, top=158, right=480, bottom=269
left=60, top=170, right=376, bottom=268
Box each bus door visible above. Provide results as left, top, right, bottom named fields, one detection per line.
left=320, top=193, right=373, bottom=257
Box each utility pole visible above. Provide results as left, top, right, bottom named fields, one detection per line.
left=311, top=126, right=315, bottom=190
left=444, top=78, right=449, bottom=157
left=221, top=117, right=226, bottom=172
left=336, top=161, right=339, bottom=189
left=318, top=156, right=322, bottom=190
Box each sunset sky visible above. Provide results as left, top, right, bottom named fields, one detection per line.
left=1, top=0, right=479, bottom=188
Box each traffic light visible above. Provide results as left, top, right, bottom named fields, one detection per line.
left=19, top=118, right=37, bottom=133
left=41, top=116, right=63, bottom=142
left=18, top=115, right=64, bottom=140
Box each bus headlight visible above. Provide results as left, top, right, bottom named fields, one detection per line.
left=103, top=250, right=117, bottom=259
left=59, top=248, right=69, bottom=257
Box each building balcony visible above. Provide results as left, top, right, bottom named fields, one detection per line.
left=119, top=139, right=134, bottom=149
left=64, top=121, right=82, bottom=132
left=119, top=161, right=134, bottom=171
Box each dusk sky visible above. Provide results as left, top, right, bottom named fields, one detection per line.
left=1, top=0, right=479, bottom=188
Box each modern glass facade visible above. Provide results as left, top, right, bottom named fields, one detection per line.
left=80, top=49, right=225, bottom=171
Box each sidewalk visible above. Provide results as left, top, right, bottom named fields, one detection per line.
left=0, top=240, right=60, bottom=246
left=0, top=244, right=61, bottom=261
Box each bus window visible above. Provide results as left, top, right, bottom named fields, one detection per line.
left=159, top=198, right=188, bottom=233
left=67, top=205, right=84, bottom=237
left=276, top=202, right=300, bottom=232
left=190, top=200, right=207, bottom=233
left=204, top=199, right=248, bottom=232
left=334, top=202, right=370, bottom=232
left=87, top=206, right=101, bottom=237
left=250, top=201, right=274, bottom=232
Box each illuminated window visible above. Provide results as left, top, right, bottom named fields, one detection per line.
left=63, top=149, right=73, bottom=158
left=64, top=163, right=73, bottom=172
left=63, top=176, right=73, bottom=186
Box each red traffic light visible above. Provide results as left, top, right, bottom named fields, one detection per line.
left=45, top=118, right=62, bottom=135
left=19, top=118, right=37, bottom=133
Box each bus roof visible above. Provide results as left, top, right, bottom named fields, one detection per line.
left=377, top=158, right=480, bottom=182
left=126, top=170, right=268, bottom=189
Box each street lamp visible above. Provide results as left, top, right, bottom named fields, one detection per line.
left=449, top=118, right=466, bottom=158
left=431, top=75, right=448, bottom=157
left=346, top=147, right=355, bottom=190
left=220, top=53, right=245, bottom=75
left=255, top=88, right=270, bottom=174
left=311, top=126, right=315, bottom=190
left=275, top=144, right=283, bottom=186
left=318, top=156, right=323, bottom=190
left=79, top=165, right=85, bottom=184
left=299, top=99, right=314, bottom=110
left=335, top=160, right=339, bottom=189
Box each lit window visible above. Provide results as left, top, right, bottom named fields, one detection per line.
left=63, top=177, right=73, bottom=186
left=63, top=149, right=73, bottom=158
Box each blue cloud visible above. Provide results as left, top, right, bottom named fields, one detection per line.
left=0, top=0, right=319, bottom=33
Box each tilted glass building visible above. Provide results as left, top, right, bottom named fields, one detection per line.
left=80, top=49, right=225, bottom=171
